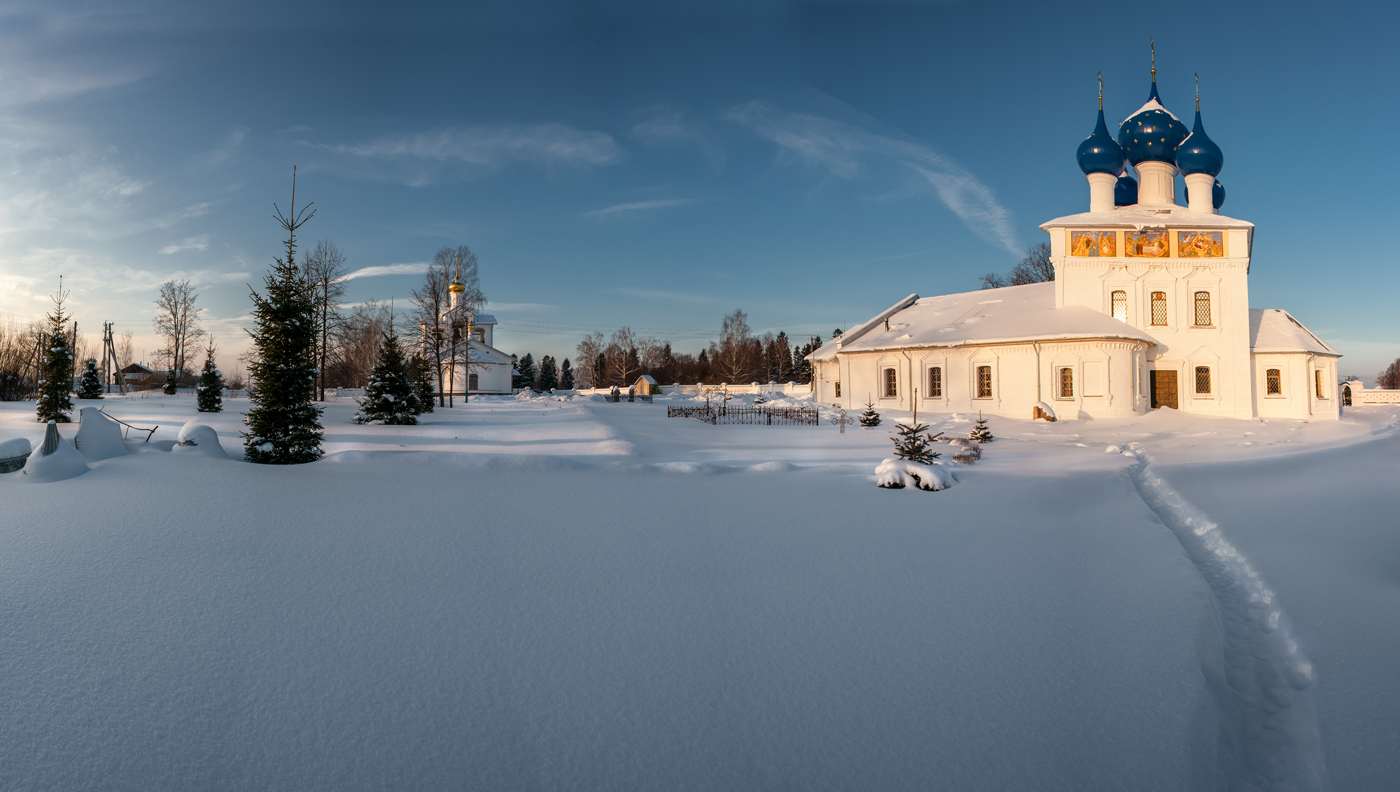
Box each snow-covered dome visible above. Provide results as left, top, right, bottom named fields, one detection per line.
left=1076, top=108, right=1126, bottom=176
left=1115, top=170, right=1139, bottom=206
left=1117, top=80, right=1188, bottom=167
left=1213, top=179, right=1226, bottom=210
left=1177, top=107, right=1224, bottom=177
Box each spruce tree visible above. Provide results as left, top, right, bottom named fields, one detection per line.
left=859, top=399, right=881, bottom=427
left=969, top=412, right=994, bottom=443
left=891, top=421, right=940, bottom=464
left=594, top=352, right=606, bottom=387
left=537, top=355, right=558, bottom=391
left=163, top=370, right=178, bottom=395
left=559, top=358, right=574, bottom=390
left=355, top=325, right=419, bottom=425
left=196, top=343, right=223, bottom=413
left=243, top=169, right=324, bottom=464
left=35, top=285, right=75, bottom=423
left=410, top=355, right=435, bottom=414
left=514, top=353, right=536, bottom=391
left=77, top=359, right=104, bottom=399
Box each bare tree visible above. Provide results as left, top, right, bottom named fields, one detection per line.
left=711, top=308, right=754, bottom=383
left=116, top=329, right=135, bottom=371
left=574, top=332, right=604, bottom=389
left=606, top=326, right=639, bottom=386
left=330, top=301, right=392, bottom=388
left=1378, top=359, right=1400, bottom=389
left=153, top=279, right=206, bottom=377
left=979, top=242, right=1054, bottom=289
left=0, top=317, right=41, bottom=400
left=301, top=238, right=348, bottom=401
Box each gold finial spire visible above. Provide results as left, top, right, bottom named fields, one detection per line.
left=448, top=252, right=466, bottom=294
left=1150, top=37, right=1156, bottom=82
left=1097, top=71, right=1103, bottom=109
left=1194, top=72, right=1200, bottom=111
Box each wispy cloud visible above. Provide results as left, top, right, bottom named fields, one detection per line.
left=340, top=262, right=430, bottom=281
left=722, top=101, right=1020, bottom=255
left=320, top=123, right=625, bottom=185
left=614, top=288, right=714, bottom=305
left=186, top=127, right=249, bottom=172
left=158, top=234, right=209, bottom=254
left=483, top=301, right=557, bottom=312
left=582, top=198, right=698, bottom=218
left=631, top=106, right=725, bottom=171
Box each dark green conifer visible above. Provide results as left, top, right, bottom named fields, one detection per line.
left=858, top=399, right=881, bottom=427
left=196, top=343, right=223, bottom=412
left=559, top=358, right=574, bottom=390
left=355, top=325, right=418, bottom=424
left=410, top=354, right=434, bottom=414
left=243, top=169, right=324, bottom=464
left=35, top=287, right=75, bottom=423
left=77, top=359, right=104, bottom=399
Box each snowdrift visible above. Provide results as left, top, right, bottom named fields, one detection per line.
left=174, top=422, right=230, bottom=459
left=875, top=458, right=955, bottom=491
left=23, top=422, right=90, bottom=483
left=74, top=407, right=129, bottom=461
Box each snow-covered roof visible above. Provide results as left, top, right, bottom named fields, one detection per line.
left=809, top=282, right=1156, bottom=361
left=1039, top=205, right=1254, bottom=232
left=1249, top=309, right=1340, bottom=357
left=636, top=375, right=657, bottom=385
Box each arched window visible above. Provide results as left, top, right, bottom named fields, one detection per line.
left=1194, top=291, right=1212, bottom=326
left=1151, top=292, right=1168, bottom=326
left=883, top=367, right=897, bottom=398
left=976, top=366, right=992, bottom=398
left=1059, top=367, right=1074, bottom=398
left=1266, top=368, right=1282, bottom=395
left=1195, top=366, right=1212, bottom=394
left=928, top=367, right=942, bottom=398
left=468, top=373, right=479, bottom=391
left=1111, top=290, right=1127, bottom=322
left=1315, top=370, right=1326, bottom=399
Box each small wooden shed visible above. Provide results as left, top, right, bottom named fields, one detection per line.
left=633, top=375, right=660, bottom=396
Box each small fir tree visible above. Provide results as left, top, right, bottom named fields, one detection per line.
left=969, top=412, right=994, bottom=443
left=196, top=344, right=223, bottom=412
left=858, top=399, right=881, bottom=427
left=355, top=326, right=419, bottom=425
left=77, top=359, right=104, bottom=399
left=410, top=354, right=435, bottom=414
left=537, top=354, right=558, bottom=391
left=163, top=370, right=178, bottom=395
left=243, top=169, right=324, bottom=464
left=891, top=421, right=940, bottom=464
left=559, top=358, right=574, bottom=390
left=35, top=285, right=75, bottom=423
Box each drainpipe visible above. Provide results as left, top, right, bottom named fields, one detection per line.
left=900, top=349, right=914, bottom=417
left=1033, top=342, right=1042, bottom=404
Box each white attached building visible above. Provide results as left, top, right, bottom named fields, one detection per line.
left=811, top=68, right=1340, bottom=421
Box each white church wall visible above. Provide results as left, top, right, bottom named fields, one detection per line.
left=1250, top=353, right=1340, bottom=420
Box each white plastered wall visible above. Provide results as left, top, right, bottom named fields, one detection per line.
left=1250, top=352, right=1340, bottom=420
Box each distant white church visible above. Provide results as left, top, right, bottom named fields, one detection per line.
left=810, top=66, right=1339, bottom=421
left=423, top=270, right=514, bottom=397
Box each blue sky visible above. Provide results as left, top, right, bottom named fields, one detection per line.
left=1, top=0, right=1396, bottom=380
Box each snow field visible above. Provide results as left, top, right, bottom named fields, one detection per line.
left=0, top=395, right=1397, bottom=789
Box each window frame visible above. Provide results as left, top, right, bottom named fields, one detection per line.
left=1194, top=366, right=1212, bottom=395
left=1193, top=291, right=1212, bottom=327
left=835, top=381, right=841, bottom=398
left=1058, top=367, right=1074, bottom=399
left=1150, top=291, right=1168, bottom=326
left=975, top=365, right=993, bottom=399
left=1111, top=290, right=1127, bottom=322
left=927, top=366, right=942, bottom=399
left=1315, top=369, right=1327, bottom=400
left=1265, top=368, right=1283, bottom=397
left=882, top=367, right=898, bottom=399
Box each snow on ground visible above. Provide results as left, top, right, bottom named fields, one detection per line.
left=0, top=393, right=1396, bottom=790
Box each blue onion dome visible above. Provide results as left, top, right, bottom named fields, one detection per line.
left=1177, top=108, right=1224, bottom=176
left=1077, top=108, right=1126, bottom=175
left=1115, top=169, right=1139, bottom=206
left=1117, top=79, right=1189, bottom=166
left=1213, top=179, right=1226, bottom=210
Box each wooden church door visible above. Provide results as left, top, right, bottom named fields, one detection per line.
left=1150, top=370, right=1178, bottom=409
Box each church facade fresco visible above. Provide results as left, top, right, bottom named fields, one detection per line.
left=1124, top=230, right=1168, bottom=257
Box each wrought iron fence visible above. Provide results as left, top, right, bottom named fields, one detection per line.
left=667, top=405, right=818, bottom=426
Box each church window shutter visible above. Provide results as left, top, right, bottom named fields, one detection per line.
left=468, top=373, right=479, bottom=390
left=883, top=368, right=897, bottom=398
left=1059, top=367, right=1074, bottom=398
left=1111, top=291, right=1127, bottom=322
left=976, top=366, right=992, bottom=398
left=1151, top=292, right=1168, bottom=326
left=1195, top=366, right=1212, bottom=394
left=1194, top=292, right=1212, bottom=326
left=1266, top=369, right=1282, bottom=395
left=928, top=367, right=942, bottom=398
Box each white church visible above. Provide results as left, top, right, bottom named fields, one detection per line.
left=422, top=269, right=514, bottom=397
left=810, top=67, right=1340, bottom=422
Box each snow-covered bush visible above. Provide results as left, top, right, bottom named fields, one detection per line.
left=175, top=422, right=229, bottom=458
left=355, top=326, right=419, bottom=425
left=875, top=458, right=955, bottom=491
left=23, top=421, right=89, bottom=482
left=891, top=420, right=939, bottom=463
left=969, top=413, right=994, bottom=443
left=859, top=400, right=881, bottom=427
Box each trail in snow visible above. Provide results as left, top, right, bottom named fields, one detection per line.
left=1127, top=446, right=1329, bottom=791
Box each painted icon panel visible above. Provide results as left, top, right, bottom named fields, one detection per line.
left=1178, top=231, right=1224, bottom=257
left=1070, top=231, right=1117, bottom=257
left=1125, top=230, right=1168, bottom=257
